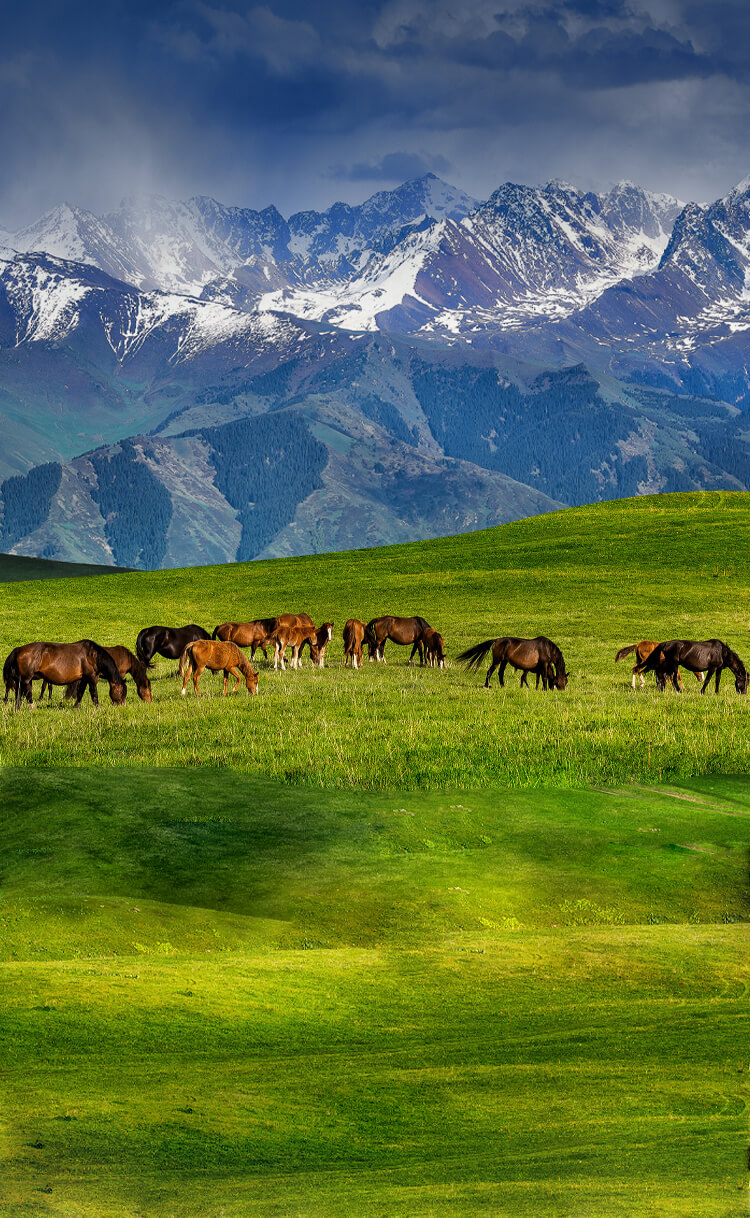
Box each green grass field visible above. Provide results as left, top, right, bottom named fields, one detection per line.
left=2, top=491, right=750, bottom=788
left=1, top=493, right=748, bottom=1214
left=2, top=768, right=748, bottom=1216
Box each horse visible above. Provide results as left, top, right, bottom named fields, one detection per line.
left=365, top=616, right=431, bottom=663
left=180, top=640, right=259, bottom=697
left=136, top=624, right=212, bottom=674
left=212, top=619, right=279, bottom=661
left=615, top=640, right=703, bottom=690
left=11, top=640, right=127, bottom=709
left=343, top=619, right=366, bottom=669
left=640, top=639, right=748, bottom=695
left=420, top=627, right=446, bottom=669
left=271, top=623, right=320, bottom=670
left=59, top=646, right=153, bottom=704
left=457, top=636, right=568, bottom=690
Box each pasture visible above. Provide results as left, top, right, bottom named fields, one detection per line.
left=2, top=491, right=750, bottom=788
left=1, top=491, right=749, bottom=1215
left=1, top=767, right=748, bottom=1216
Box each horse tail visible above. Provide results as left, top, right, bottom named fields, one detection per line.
left=211, top=625, right=222, bottom=640
left=614, top=643, right=638, bottom=663
left=364, top=620, right=377, bottom=649
left=456, top=639, right=496, bottom=671
left=181, top=641, right=196, bottom=673
left=135, top=629, right=155, bottom=669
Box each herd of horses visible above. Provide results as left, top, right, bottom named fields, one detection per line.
left=3, top=607, right=747, bottom=708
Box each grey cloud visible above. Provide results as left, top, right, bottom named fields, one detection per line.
left=328, top=151, right=452, bottom=181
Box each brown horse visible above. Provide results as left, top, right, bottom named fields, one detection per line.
left=212, top=619, right=279, bottom=661
left=308, top=622, right=334, bottom=668
left=11, top=640, right=127, bottom=709
left=640, top=639, right=748, bottom=695
left=457, top=636, right=567, bottom=690
left=615, top=640, right=703, bottom=690
left=4, top=646, right=53, bottom=703
left=180, top=640, right=259, bottom=696
left=271, top=623, right=320, bottom=670
left=421, top=627, right=446, bottom=669
left=59, top=646, right=153, bottom=704
left=343, top=619, right=366, bottom=669
left=365, top=616, right=431, bottom=663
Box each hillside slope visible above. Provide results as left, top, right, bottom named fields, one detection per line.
left=2, top=491, right=750, bottom=787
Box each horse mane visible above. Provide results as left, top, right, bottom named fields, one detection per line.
left=84, top=641, right=126, bottom=689
left=726, top=646, right=746, bottom=676
left=121, top=646, right=150, bottom=687
left=415, top=616, right=431, bottom=632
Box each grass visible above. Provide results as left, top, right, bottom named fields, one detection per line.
left=2, top=493, right=749, bottom=1214
left=2, top=491, right=750, bottom=788
left=1, top=768, right=748, bottom=1216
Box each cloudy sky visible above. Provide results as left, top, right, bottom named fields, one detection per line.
left=2, top=0, right=750, bottom=226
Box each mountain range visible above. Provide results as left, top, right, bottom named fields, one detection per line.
left=1, top=171, right=750, bottom=568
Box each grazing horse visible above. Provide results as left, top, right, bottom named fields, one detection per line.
left=365, top=616, right=431, bottom=663
left=136, top=624, right=211, bottom=674
left=307, top=622, right=334, bottom=668
left=60, top=646, right=153, bottom=704
left=343, top=619, right=366, bottom=669
left=180, top=640, right=259, bottom=697
left=11, top=640, right=126, bottom=709
left=212, top=619, right=279, bottom=661
left=271, top=623, right=320, bottom=670
left=457, top=636, right=568, bottom=690
left=420, top=627, right=446, bottom=669
left=615, top=640, right=703, bottom=690
left=640, top=639, right=748, bottom=695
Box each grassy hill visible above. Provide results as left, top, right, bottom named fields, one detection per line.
left=2, top=491, right=750, bottom=787
left=2, top=767, right=748, bottom=1216
left=0, top=553, right=129, bottom=582
left=2, top=493, right=749, bottom=1215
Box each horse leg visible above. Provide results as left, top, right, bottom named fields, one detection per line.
left=700, top=668, right=715, bottom=695
left=715, top=668, right=721, bottom=694
left=228, top=667, right=242, bottom=694
left=484, top=660, right=498, bottom=689
left=193, top=663, right=204, bottom=695
left=497, top=660, right=507, bottom=688
left=181, top=659, right=193, bottom=696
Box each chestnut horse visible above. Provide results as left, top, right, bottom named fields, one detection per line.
left=457, top=636, right=567, bottom=690
left=136, top=624, right=211, bottom=674
left=343, top=619, right=366, bottom=669
left=365, top=616, right=431, bottom=663
left=180, top=640, right=259, bottom=696
left=60, top=646, right=153, bottom=704
left=615, top=640, right=703, bottom=690
left=639, top=639, right=748, bottom=695
left=212, top=619, right=279, bottom=661
left=11, top=640, right=126, bottom=709
left=272, top=623, right=320, bottom=670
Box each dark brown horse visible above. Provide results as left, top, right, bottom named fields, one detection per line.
left=640, top=639, right=748, bottom=694
left=365, top=616, right=431, bottom=663
left=136, top=624, right=212, bottom=674
left=59, top=646, right=153, bottom=704
left=180, top=640, right=259, bottom=696
left=421, top=627, right=446, bottom=669
left=457, top=636, right=568, bottom=690
left=11, top=640, right=126, bottom=709
left=615, top=640, right=704, bottom=690
left=343, top=619, right=366, bottom=669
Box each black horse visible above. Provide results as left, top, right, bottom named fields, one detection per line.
left=641, top=639, right=748, bottom=694
left=457, top=636, right=568, bottom=690
left=136, top=624, right=211, bottom=673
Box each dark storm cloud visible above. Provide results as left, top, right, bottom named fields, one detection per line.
left=329, top=151, right=452, bottom=181
left=1, top=0, right=750, bottom=227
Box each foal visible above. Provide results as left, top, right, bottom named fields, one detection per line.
left=180, top=640, right=259, bottom=696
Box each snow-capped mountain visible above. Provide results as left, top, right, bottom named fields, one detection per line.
left=256, top=179, right=682, bottom=335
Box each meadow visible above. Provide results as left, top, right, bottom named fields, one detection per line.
left=1, top=768, right=748, bottom=1216
left=2, top=491, right=750, bottom=788
left=1, top=491, right=749, bottom=1215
